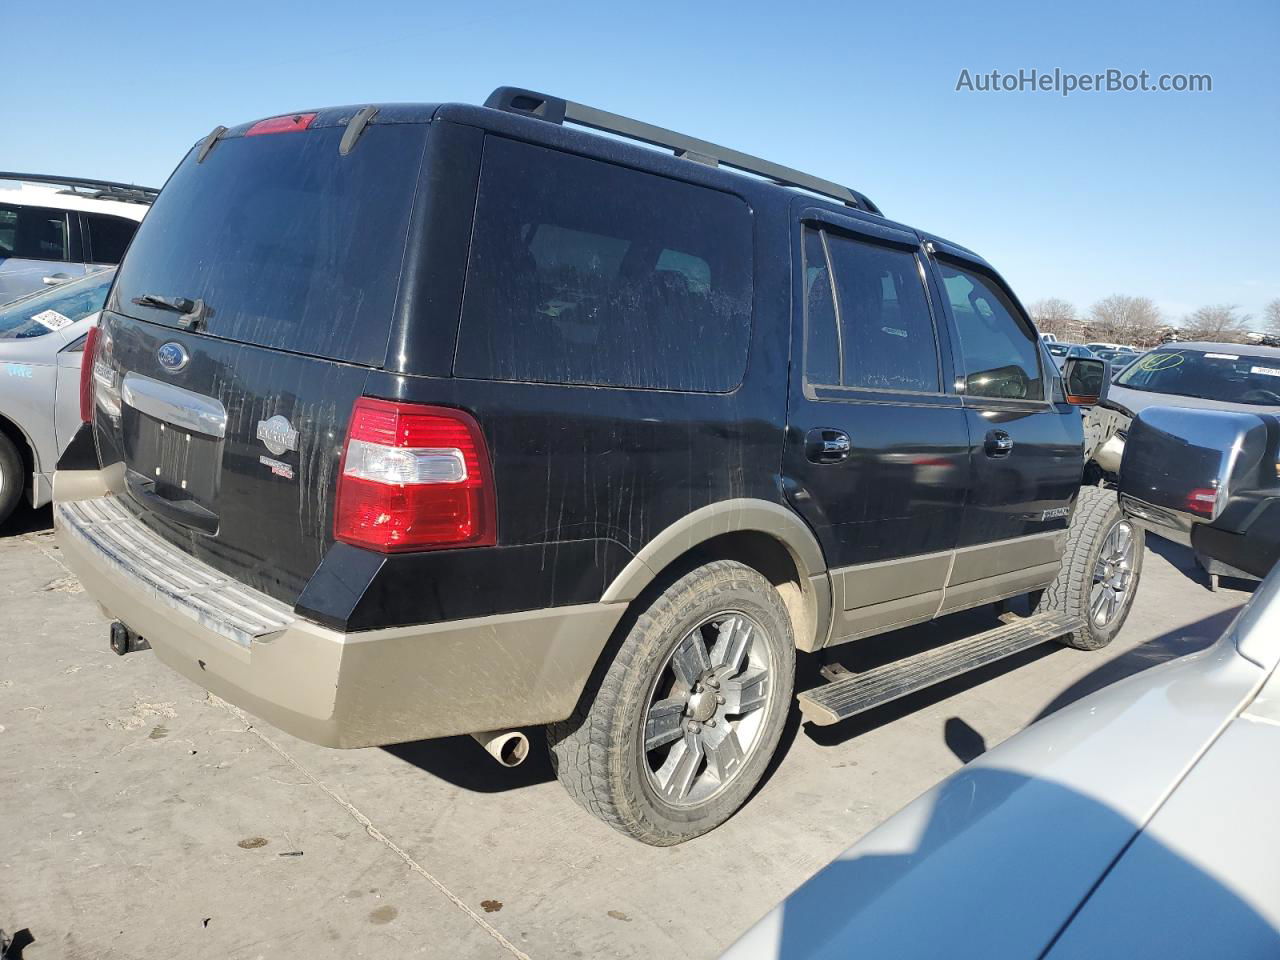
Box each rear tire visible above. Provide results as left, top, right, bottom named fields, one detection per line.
left=1036, top=486, right=1143, bottom=650
left=547, top=560, right=795, bottom=846
left=0, top=433, right=24, bottom=528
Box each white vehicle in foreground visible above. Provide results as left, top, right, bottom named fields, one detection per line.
left=0, top=173, right=153, bottom=304
left=725, top=406, right=1280, bottom=959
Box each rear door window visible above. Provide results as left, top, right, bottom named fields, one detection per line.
left=940, top=262, right=1044, bottom=401
left=84, top=213, right=139, bottom=264
left=0, top=203, right=69, bottom=262
left=802, top=226, right=940, bottom=393
left=111, top=123, right=429, bottom=366
left=454, top=137, right=753, bottom=392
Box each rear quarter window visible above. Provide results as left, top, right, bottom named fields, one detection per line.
left=111, top=123, right=429, bottom=366
left=454, top=137, right=753, bottom=392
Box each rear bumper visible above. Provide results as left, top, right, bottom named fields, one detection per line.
left=54, top=478, right=624, bottom=748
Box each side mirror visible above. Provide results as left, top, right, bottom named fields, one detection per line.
left=1063, top=357, right=1109, bottom=406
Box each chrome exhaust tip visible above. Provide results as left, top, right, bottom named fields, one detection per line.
left=470, top=729, right=530, bottom=767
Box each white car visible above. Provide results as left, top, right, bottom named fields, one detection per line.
left=725, top=406, right=1280, bottom=959
left=0, top=173, right=153, bottom=304
left=0, top=270, right=113, bottom=524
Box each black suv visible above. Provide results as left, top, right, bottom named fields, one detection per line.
left=55, top=87, right=1136, bottom=845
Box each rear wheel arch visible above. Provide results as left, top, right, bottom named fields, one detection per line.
left=601, top=500, right=831, bottom=652
left=0, top=412, right=36, bottom=505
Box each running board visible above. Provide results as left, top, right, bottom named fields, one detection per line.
left=797, top=611, right=1083, bottom=726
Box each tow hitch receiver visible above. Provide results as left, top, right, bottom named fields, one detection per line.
left=109, top=621, right=150, bottom=656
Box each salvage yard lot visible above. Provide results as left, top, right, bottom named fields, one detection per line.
left=0, top=508, right=1251, bottom=960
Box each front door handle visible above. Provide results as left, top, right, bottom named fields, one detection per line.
left=984, top=430, right=1014, bottom=458
left=806, top=429, right=852, bottom=464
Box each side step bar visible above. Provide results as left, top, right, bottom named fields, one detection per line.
left=797, top=611, right=1083, bottom=726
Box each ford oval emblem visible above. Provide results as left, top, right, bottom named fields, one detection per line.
left=157, top=341, right=189, bottom=373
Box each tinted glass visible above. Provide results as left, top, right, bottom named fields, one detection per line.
left=0, top=268, right=113, bottom=339
left=112, top=123, right=429, bottom=365
left=803, top=227, right=839, bottom=385
left=84, top=213, right=139, bottom=264
left=455, top=137, right=753, bottom=392
left=1115, top=349, right=1280, bottom=405
left=815, top=231, right=938, bottom=392
left=940, top=263, right=1043, bottom=400
left=0, top=203, right=68, bottom=262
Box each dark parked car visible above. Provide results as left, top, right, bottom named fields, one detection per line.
left=1046, top=341, right=1098, bottom=371
left=55, top=87, right=1126, bottom=845
left=1088, top=343, right=1280, bottom=481
left=1092, top=346, right=1141, bottom=377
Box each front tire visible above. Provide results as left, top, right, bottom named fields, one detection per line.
left=1037, top=486, right=1143, bottom=650
left=547, top=560, right=795, bottom=846
left=0, top=432, right=24, bottom=528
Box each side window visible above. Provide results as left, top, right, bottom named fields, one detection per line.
left=802, top=227, right=839, bottom=386
left=0, top=203, right=68, bottom=262
left=940, top=262, right=1044, bottom=401
left=455, top=137, right=753, bottom=392
left=802, top=225, right=940, bottom=393
left=0, top=206, right=15, bottom=255
left=84, top=213, right=139, bottom=264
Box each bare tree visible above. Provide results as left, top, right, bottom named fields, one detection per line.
left=1027, top=298, right=1078, bottom=338
left=1180, top=304, right=1253, bottom=343
left=1088, top=295, right=1164, bottom=346
left=1266, top=298, right=1280, bottom=335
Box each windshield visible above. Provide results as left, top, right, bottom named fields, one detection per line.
left=1114, top=349, right=1280, bottom=405
left=1047, top=343, right=1069, bottom=356
left=0, top=269, right=114, bottom=339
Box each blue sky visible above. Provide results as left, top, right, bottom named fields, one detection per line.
left=8, top=0, right=1277, bottom=323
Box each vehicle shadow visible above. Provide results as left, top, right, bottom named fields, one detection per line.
left=1, top=503, right=52, bottom=537
left=1147, top=533, right=1261, bottom=593
left=383, top=734, right=556, bottom=791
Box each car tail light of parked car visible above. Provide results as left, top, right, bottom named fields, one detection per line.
left=78, top=325, right=100, bottom=423
left=1184, top=486, right=1220, bottom=517
left=334, top=397, right=497, bottom=552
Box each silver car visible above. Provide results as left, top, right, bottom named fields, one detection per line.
left=0, top=269, right=113, bottom=525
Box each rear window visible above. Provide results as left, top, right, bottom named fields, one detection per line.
left=454, top=137, right=753, bottom=392
left=112, top=123, right=429, bottom=366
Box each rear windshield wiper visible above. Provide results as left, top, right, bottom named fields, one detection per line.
left=131, top=293, right=212, bottom=331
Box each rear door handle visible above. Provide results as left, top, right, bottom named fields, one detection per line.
left=806, top=429, right=852, bottom=464
left=984, top=430, right=1014, bottom=458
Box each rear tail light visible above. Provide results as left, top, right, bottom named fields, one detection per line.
left=334, top=398, right=497, bottom=553
left=246, top=113, right=317, bottom=136
left=79, top=325, right=100, bottom=423
left=1184, top=487, right=1219, bottom=518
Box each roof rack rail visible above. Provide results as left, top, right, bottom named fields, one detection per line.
left=483, top=87, right=882, bottom=216
left=0, top=172, right=159, bottom=205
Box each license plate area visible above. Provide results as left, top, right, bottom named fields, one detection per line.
left=119, top=373, right=226, bottom=533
